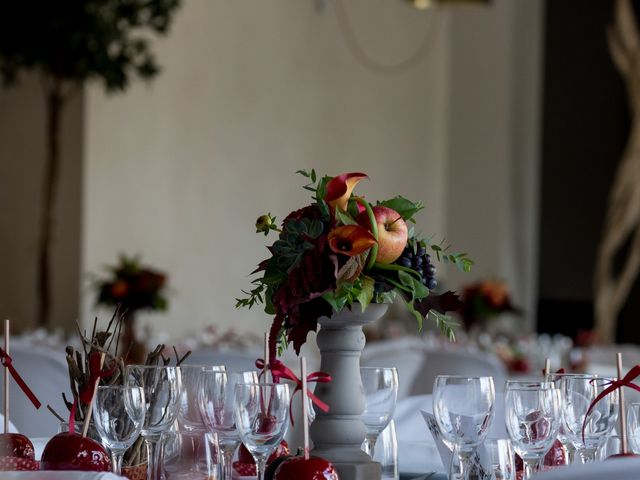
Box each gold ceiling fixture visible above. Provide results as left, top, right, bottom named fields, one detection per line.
left=408, top=0, right=490, bottom=10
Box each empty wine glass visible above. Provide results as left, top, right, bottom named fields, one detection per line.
left=93, top=385, right=146, bottom=475
left=545, top=372, right=596, bottom=464
left=361, top=367, right=399, bottom=459
left=562, top=376, right=618, bottom=463
left=484, top=438, right=515, bottom=480
left=505, top=381, right=561, bottom=479
left=433, top=376, right=495, bottom=480
left=628, top=403, right=640, bottom=454
left=234, top=382, right=290, bottom=480
left=178, top=365, right=225, bottom=432
left=199, top=370, right=259, bottom=480
left=126, top=365, right=182, bottom=480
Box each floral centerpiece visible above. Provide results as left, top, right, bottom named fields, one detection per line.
left=93, top=255, right=168, bottom=363
left=237, top=170, right=472, bottom=359
left=459, top=278, right=519, bottom=331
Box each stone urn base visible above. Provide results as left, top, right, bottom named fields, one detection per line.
left=310, top=303, right=388, bottom=480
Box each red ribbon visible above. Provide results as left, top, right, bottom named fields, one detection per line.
left=68, top=399, right=77, bottom=434
left=79, top=352, right=115, bottom=405
left=581, top=365, right=640, bottom=443
left=255, top=358, right=332, bottom=425
left=0, top=347, right=41, bottom=409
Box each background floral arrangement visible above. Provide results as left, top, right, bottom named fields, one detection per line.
left=459, top=278, right=519, bottom=330
left=237, top=170, right=473, bottom=358
left=94, top=254, right=168, bottom=312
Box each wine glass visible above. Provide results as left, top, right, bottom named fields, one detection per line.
left=126, top=365, right=182, bottom=480
left=628, top=402, right=640, bottom=454
left=360, top=367, right=399, bottom=458
left=505, top=381, right=561, bottom=479
left=93, top=385, right=146, bottom=475
left=234, top=382, right=290, bottom=480
left=433, top=376, right=495, bottom=480
left=545, top=372, right=597, bottom=464
left=199, top=370, right=259, bottom=480
left=484, top=438, right=515, bottom=480
left=178, top=365, right=226, bottom=432
left=561, top=376, right=618, bottom=463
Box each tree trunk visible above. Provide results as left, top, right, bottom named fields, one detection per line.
left=37, top=79, right=64, bottom=327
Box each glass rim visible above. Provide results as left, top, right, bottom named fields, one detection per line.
left=96, top=384, right=143, bottom=389
left=435, top=375, right=494, bottom=380
left=125, top=364, right=179, bottom=370
left=234, top=382, right=287, bottom=388
left=505, top=380, right=555, bottom=389
left=562, top=375, right=617, bottom=382
left=179, top=364, right=226, bottom=370
left=360, top=366, right=398, bottom=371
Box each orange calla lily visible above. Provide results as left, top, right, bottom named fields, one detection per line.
left=328, top=225, right=377, bottom=256
left=325, top=172, right=368, bottom=212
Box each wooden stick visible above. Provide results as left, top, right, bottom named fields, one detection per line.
left=82, top=352, right=106, bottom=438
left=4, top=319, right=9, bottom=434
left=263, top=332, right=269, bottom=383
left=617, top=352, right=628, bottom=454
left=544, top=358, right=551, bottom=378
left=301, top=356, right=309, bottom=460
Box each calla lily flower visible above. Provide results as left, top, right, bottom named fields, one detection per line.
left=328, top=225, right=377, bottom=256
left=325, top=172, right=368, bottom=212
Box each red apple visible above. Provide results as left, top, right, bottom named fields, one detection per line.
left=41, top=432, right=110, bottom=472
left=0, top=433, right=38, bottom=471
left=356, top=206, right=408, bottom=264
left=235, top=440, right=291, bottom=476
left=273, top=454, right=339, bottom=480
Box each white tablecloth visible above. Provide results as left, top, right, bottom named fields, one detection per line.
left=531, top=456, right=640, bottom=479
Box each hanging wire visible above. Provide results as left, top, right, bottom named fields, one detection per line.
left=330, top=0, right=442, bottom=75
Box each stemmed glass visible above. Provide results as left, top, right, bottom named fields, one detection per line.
left=178, top=365, right=226, bottom=432
left=627, top=403, right=640, bottom=454
left=361, top=367, right=399, bottom=458
left=561, top=376, right=618, bottom=463
left=505, top=381, right=561, bottom=479
left=126, top=365, right=182, bottom=480
left=234, top=382, right=290, bottom=480
left=199, top=370, right=259, bottom=480
left=433, top=376, right=495, bottom=480
left=93, top=385, right=146, bottom=475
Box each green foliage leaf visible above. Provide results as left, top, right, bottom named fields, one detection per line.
left=378, top=196, right=424, bottom=223
left=335, top=208, right=357, bottom=226
left=357, top=276, right=375, bottom=311
left=428, top=310, right=459, bottom=341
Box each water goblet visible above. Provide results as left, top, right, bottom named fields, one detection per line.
left=361, top=367, right=399, bottom=459
left=483, top=438, right=515, bottom=480
left=93, top=385, right=146, bottom=475
left=178, top=365, right=225, bottom=432
left=561, top=376, right=618, bottom=463
left=628, top=402, right=640, bottom=454
left=433, top=376, right=495, bottom=480
left=126, top=365, right=182, bottom=480
left=199, top=370, right=259, bottom=480
left=234, top=382, right=290, bottom=480
left=505, top=381, right=561, bottom=479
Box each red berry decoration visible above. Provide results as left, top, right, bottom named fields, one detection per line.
left=273, top=454, right=339, bottom=480
left=41, top=433, right=110, bottom=472
left=0, top=433, right=38, bottom=471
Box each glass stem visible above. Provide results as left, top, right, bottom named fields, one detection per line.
left=221, top=441, right=238, bottom=480
left=578, top=447, right=597, bottom=464
left=256, top=457, right=267, bottom=480
left=111, top=451, right=124, bottom=476
left=456, top=450, right=472, bottom=480
left=363, top=433, right=378, bottom=458
left=144, top=436, right=161, bottom=480
left=522, top=456, right=540, bottom=480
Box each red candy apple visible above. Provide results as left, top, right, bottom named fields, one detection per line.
left=235, top=440, right=290, bottom=476
left=0, top=433, right=38, bottom=471
left=273, top=454, right=339, bottom=480
left=356, top=205, right=408, bottom=264
left=41, top=432, right=110, bottom=472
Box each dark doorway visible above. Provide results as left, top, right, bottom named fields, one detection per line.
left=537, top=0, right=633, bottom=341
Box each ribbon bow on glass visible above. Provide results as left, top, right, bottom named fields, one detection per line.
left=79, top=351, right=116, bottom=405
left=0, top=347, right=41, bottom=409
left=581, top=365, right=640, bottom=443
left=255, top=358, right=332, bottom=425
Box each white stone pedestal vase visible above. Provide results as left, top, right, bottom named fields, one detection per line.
left=310, top=303, right=388, bottom=480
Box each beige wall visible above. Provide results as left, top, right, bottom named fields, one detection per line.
left=82, top=0, right=451, bottom=338
left=0, top=74, right=83, bottom=332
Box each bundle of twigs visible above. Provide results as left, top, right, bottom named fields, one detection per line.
left=50, top=308, right=191, bottom=468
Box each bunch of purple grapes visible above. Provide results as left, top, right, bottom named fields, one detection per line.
left=397, top=245, right=437, bottom=290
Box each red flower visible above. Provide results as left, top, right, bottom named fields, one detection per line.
left=328, top=225, right=377, bottom=257
left=325, top=173, right=368, bottom=212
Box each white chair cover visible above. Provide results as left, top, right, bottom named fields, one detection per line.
left=531, top=456, right=640, bottom=479
left=4, top=344, right=70, bottom=437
